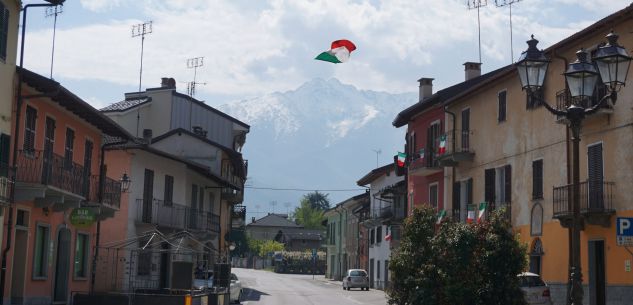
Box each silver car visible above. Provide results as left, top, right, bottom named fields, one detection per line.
left=342, top=269, right=369, bottom=291
left=230, top=273, right=243, bottom=303
left=518, top=272, right=553, bottom=305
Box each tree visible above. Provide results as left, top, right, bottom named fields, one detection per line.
left=258, top=240, right=285, bottom=257
left=302, top=191, right=330, bottom=211
left=291, top=199, right=325, bottom=229
left=388, top=206, right=527, bottom=305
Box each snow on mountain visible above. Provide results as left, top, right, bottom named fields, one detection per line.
left=218, top=78, right=416, bottom=214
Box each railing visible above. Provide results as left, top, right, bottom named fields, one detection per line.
left=136, top=198, right=220, bottom=232
left=222, top=187, right=244, bottom=203
left=371, top=205, right=406, bottom=221
left=16, top=150, right=86, bottom=197
left=436, top=130, right=473, bottom=157
left=555, top=85, right=610, bottom=115
left=553, top=180, right=615, bottom=218
left=0, top=162, right=13, bottom=204
left=102, top=176, right=122, bottom=209
left=453, top=201, right=511, bottom=223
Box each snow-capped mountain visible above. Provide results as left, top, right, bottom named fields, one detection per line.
left=219, top=78, right=416, bottom=215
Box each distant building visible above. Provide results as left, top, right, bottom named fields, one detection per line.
left=246, top=213, right=324, bottom=252
left=246, top=213, right=301, bottom=241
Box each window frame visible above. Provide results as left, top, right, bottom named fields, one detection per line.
left=498, top=90, right=507, bottom=122
left=164, top=175, right=174, bottom=206
left=23, top=105, right=37, bottom=153
left=0, top=3, right=8, bottom=62
left=532, top=159, right=544, bottom=200
left=73, top=231, right=90, bottom=280
left=64, top=127, right=75, bottom=169
left=32, top=222, right=51, bottom=280
left=428, top=182, right=439, bottom=208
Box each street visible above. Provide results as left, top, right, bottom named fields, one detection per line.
left=232, top=268, right=388, bottom=305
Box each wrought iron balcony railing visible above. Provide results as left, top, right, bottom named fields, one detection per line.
left=553, top=180, right=615, bottom=218
left=102, top=176, right=122, bottom=209
left=16, top=150, right=86, bottom=197
left=371, top=205, right=406, bottom=221
left=436, top=130, right=475, bottom=165
left=0, top=162, right=13, bottom=204
left=136, top=198, right=220, bottom=232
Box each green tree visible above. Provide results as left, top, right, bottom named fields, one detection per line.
left=388, top=206, right=527, bottom=305
left=291, top=199, right=325, bottom=229
left=258, top=240, right=285, bottom=257
left=302, top=191, right=330, bottom=211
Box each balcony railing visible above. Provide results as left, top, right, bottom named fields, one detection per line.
left=222, top=187, right=244, bottom=204
left=453, top=201, right=511, bottom=223
left=0, top=162, right=13, bottom=204
left=553, top=180, right=615, bottom=220
left=102, top=177, right=122, bottom=209
left=16, top=150, right=86, bottom=197
left=232, top=205, right=246, bottom=228
left=436, top=130, right=474, bottom=165
left=555, top=86, right=612, bottom=122
left=371, top=205, right=406, bottom=221
left=136, top=198, right=220, bottom=232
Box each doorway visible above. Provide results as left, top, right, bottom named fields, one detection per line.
left=53, top=227, right=71, bottom=303
left=11, top=228, right=28, bottom=305
left=159, top=242, right=170, bottom=289
left=588, top=240, right=606, bottom=305
left=142, top=169, right=154, bottom=223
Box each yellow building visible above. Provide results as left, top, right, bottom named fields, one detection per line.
left=439, top=5, right=633, bottom=305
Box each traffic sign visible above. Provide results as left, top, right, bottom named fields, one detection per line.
left=616, top=217, right=633, bottom=246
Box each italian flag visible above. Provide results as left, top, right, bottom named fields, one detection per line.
left=436, top=209, right=446, bottom=225
left=419, top=148, right=425, bottom=162
left=477, top=202, right=487, bottom=223
left=397, top=152, right=407, bottom=167
left=315, top=39, right=357, bottom=64
left=438, top=135, right=447, bottom=154
left=466, top=205, right=476, bottom=223
left=384, top=226, right=392, bottom=241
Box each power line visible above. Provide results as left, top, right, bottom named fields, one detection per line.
left=244, top=186, right=367, bottom=192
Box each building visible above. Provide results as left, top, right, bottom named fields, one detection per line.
left=246, top=213, right=302, bottom=241
left=441, top=4, right=633, bottom=305
left=274, top=228, right=323, bottom=252
left=356, top=164, right=405, bottom=290
left=5, top=68, right=130, bottom=305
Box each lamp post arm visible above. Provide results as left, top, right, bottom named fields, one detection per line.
left=585, top=91, right=617, bottom=116
left=529, top=91, right=568, bottom=116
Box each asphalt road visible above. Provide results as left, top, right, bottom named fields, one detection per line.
left=232, top=268, right=388, bottom=305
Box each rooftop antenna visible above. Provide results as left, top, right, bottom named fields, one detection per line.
left=467, top=0, right=488, bottom=64
left=186, top=57, right=207, bottom=130
left=495, top=0, right=522, bottom=63
left=45, top=5, right=63, bottom=79
left=132, top=20, right=153, bottom=137
left=372, top=149, right=381, bottom=168
left=270, top=200, right=277, bottom=214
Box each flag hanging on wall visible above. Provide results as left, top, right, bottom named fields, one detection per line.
left=397, top=152, right=407, bottom=167
left=466, top=205, right=476, bottom=223
left=438, top=135, right=447, bottom=154
left=419, top=148, right=425, bottom=162
left=436, top=209, right=446, bottom=225
left=384, top=226, right=392, bottom=241
left=477, top=202, right=487, bottom=223
left=315, top=39, right=357, bottom=64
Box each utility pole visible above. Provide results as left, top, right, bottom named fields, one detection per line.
left=131, top=20, right=153, bottom=137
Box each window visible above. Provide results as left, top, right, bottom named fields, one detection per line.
left=427, top=121, right=441, bottom=165
left=498, top=90, right=507, bottom=122
left=532, top=160, right=543, bottom=199
left=0, top=2, right=8, bottom=61
left=370, top=228, right=374, bottom=245
left=429, top=183, right=438, bottom=208
left=191, top=184, right=198, bottom=206
left=137, top=238, right=151, bottom=276
left=164, top=175, right=174, bottom=206
left=377, top=260, right=381, bottom=279
left=0, top=133, right=10, bottom=177
left=376, top=226, right=382, bottom=243
left=496, top=165, right=512, bottom=204
left=64, top=128, right=75, bottom=169
left=74, top=233, right=89, bottom=278
left=527, top=87, right=544, bottom=109
left=24, top=106, right=37, bottom=153
left=33, top=224, right=50, bottom=279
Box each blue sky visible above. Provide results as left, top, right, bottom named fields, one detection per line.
left=19, top=0, right=632, bottom=110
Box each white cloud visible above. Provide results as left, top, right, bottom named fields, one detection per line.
left=80, top=0, right=123, bottom=12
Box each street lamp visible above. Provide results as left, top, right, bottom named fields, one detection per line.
left=515, top=32, right=631, bottom=305
left=120, top=173, right=131, bottom=193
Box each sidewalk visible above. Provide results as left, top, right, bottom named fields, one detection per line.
left=314, top=275, right=343, bottom=287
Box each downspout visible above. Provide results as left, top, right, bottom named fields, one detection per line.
left=444, top=108, right=457, bottom=214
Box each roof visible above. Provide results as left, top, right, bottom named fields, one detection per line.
left=247, top=213, right=302, bottom=228
left=278, top=228, right=324, bottom=241
left=18, top=68, right=132, bottom=139
left=356, top=164, right=394, bottom=186
left=101, top=97, right=152, bottom=112
left=105, top=141, right=239, bottom=189
left=393, top=65, right=511, bottom=127
left=324, top=192, right=369, bottom=217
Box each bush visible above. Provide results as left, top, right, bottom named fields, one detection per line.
left=388, top=206, right=527, bottom=305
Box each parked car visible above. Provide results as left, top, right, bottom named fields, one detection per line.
left=342, top=269, right=370, bottom=291
left=518, top=272, right=553, bottom=305
left=230, top=273, right=243, bottom=303
left=193, top=270, right=214, bottom=290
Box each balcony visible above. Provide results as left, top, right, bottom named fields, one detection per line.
left=553, top=180, right=615, bottom=228
left=370, top=205, right=406, bottom=223
left=436, top=130, right=475, bottom=167
left=232, top=205, right=246, bottom=228
left=408, top=152, right=442, bottom=176
left=135, top=198, right=220, bottom=233
left=452, top=202, right=511, bottom=223
left=555, top=87, right=612, bottom=124
left=15, top=150, right=86, bottom=210
left=0, top=163, right=13, bottom=205
left=222, top=187, right=244, bottom=204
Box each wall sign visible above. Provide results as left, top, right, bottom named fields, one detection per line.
left=70, top=208, right=96, bottom=228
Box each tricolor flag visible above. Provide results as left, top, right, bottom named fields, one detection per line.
left=436, top=209, right=446, bottom=225
left=438, top=135, right=447, bottom=154
left=397, top=152, right=407, bottom=167
left=419, top=148, right=425, bottom=162
left=384, top=227, right=392, bottom=241
left=477, top=202, right=487, bottom=223
left=315, top=39, right=357, bottom=64
left=466, top=205, right=476, bottom=223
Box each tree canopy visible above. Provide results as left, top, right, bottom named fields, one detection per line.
left=302, top=191, right=330, bottom=211
left=291, top=199, right=325, bottom=229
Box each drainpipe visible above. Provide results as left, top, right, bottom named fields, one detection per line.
left=444, top=108, right=457, bottom=215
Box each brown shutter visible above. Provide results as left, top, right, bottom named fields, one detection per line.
left=466, top=178, right=473, bottom=205
left=485, top=168, right=496, bottom=203
left=452, top=182, right=461, bottom=215
left=532, top=160, right=543, bottom=199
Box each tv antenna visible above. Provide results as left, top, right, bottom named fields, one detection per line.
left=45, top=5, right=63, bottom=79
left=467, top=0, right=488, bottom=64
left=372, top=149, right=381, bottom=168
left=186, top=57, right=206, bottom=97
left=131, top=20, right=153, bottom=137
left=495, top=0, right=522, bottom=63
left=270, top=201, right=278, bottom=213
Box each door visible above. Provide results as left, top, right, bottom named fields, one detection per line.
left=42, top=117, right=55, bottom=184
left=11, top=229, right=28, bottom=305
left=588, top=144, right=604, bottom=209
left=461, top=108, right=470, bottom=151
left=369, top=258, right=374, bottom=288
left=588, top=240, right=606, bottom=305
left=159, top=242, right=170, bottom=289
left=142, top=169, right=154, bottom=223
left=53, top=228, right=71, bottom=303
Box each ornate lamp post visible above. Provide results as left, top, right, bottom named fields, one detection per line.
left=515, top=32, right=631, bottom=305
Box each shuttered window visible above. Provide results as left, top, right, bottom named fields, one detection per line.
left=498, top=91, right=507, bottom=122
left=532, top=160, right=543, bottom=199
left=0, top=3, right=8, bottom=61
left=429, top=184, right=438, bottom=208
left=164, top=175, right=174, bottom=206
left=485, top=168, right=496, bottom=203
left=588, top=144, right=604, bottom=209
left=466, top=178, right=473, bottom=205
left=527, top=87, right=544, bottom=109
left=452, top=182, right=460, bottom=216
left=24, top=106, right=37, bottom=153
left=0, top=133, right=9, bottom=177
left=64, top=128, right=75, bottom=169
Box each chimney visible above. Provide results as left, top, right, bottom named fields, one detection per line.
left=418, top=78, right=434, bottom=101
left=160, top=77, right=176, bottom=89
left=464, top=62, right=482, bottom=81
left=143, top=129, right=153, bottom=144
